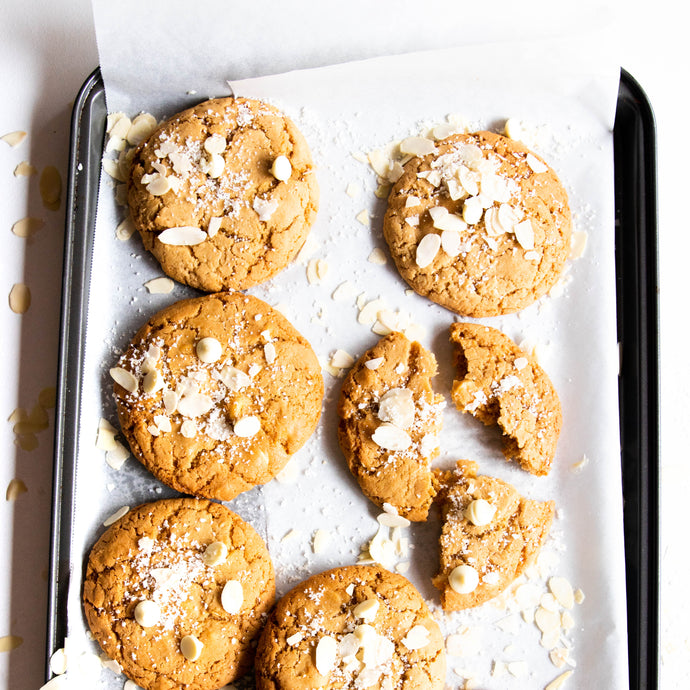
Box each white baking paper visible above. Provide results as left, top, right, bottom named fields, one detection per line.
left=52, top=3, right=627, bottom=689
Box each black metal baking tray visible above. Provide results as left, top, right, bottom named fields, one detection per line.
left=46, top=67, right=659, bottom=688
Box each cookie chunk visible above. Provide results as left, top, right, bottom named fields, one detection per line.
left=433, top=461, right=554, bottom=610
left=450, top=322, right=562, bottom=475
left=382, top=131, right=571, bottom=317
left=112, top=291, right=323, bottom=500
left=128, top=97, right=319, bottom=292
left=337, top=333, right=445, bottom=521
left=255, top=564, right=446, bottom=689
left=83, top=498, right=275, bottom=690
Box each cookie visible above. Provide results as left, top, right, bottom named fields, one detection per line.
left=255, top=564, right=446, bottom=689
left=111, top=291, right=323, bottom=500
left=433, top=460, right=554, bottom=610
left=127, top=96, right=319, bottom=292
left=83, top=498, right=275, bottom=690
left=337, top=332, right=445, bottom=521
left=450, top=322, right=562, bottom=475
left=382, top=130, right=571, bottom=317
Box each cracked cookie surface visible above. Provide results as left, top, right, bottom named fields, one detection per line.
left=433, top=460, right=554, bottom=610
left=255, top=564, right=446, bottom=689
left=128, top=96, right=319, bottom=292
left=337, top=333, right=445, bottom=521
left=450, top=322, right=562, bottom=475
left=83, top=498, right=274, bottom=690
left=382, top=131, right=571, bottom=317
left=113, top=291, right=323, bottom=500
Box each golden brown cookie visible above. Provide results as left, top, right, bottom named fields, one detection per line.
left=111, top=291, right=323, bottom=500
left=83, top=498, right=275, bottom=690
left=382, top=131, right=571, bottom=317
left=255, top=564, right=446, bottom=689
left=127, top=97, right=319, bottom=292
left=433, top=460, right=554, bottom=610
left=450, top=322, right=562, bottom=475
left=337, top=333, right=445, bottom=521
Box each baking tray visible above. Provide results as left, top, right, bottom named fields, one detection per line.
left=46, top=66, right=659, bottom=688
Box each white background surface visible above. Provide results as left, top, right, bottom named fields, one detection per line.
left=0, top=1, right=685, bottom=689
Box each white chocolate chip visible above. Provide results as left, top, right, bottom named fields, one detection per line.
left=196, top=337, right=222, bottom=363
left=449, top=565, right=479, bottom=594
left=221, top=580, right=243, bottom=614
left=204, top=133, right=226, bottom=155
left=202, top=541, right=228, bottom=566
left=377, top=388, right=415, bottom=429
left=233, top=416, right=261, bottom=438
left=180, top=635, right=203, bottom=661
left=464, top=499, right=496, bottom=526
left=205, top=154, right=225, bottom=178
left=415, top=233, right=441, bottom=268
left=134, top=600, right=161, bottom=628
left=157, top=226, right=207, bottom=246
left=110, top=367, right=138, bottom=394
left=401, top=625, right=431, bottom=650
left=9, top=283, right=31, bottom=314
left=315, top=636, right=337, bottom=675
left=271, top=155, right=292, bottom=181
left=371, top=423, right=411, bottom=451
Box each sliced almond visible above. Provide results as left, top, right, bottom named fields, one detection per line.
left=11, top=217, right=44, bottom=238
left=315, top=636, right=337, bottom=676
left=204, top=133, right=227, bottom=155
left=110, top=367, right=138, bottom=394
left=144, top=277, right=174, bottom=294
left=207, top=217, right=222, bottom=237
left=526, top=153, right=548, bottom=174
left=353, top=598, right=379, bottom=622
left=9, top=283, right=31, bottom=314
left=545, top=670, right=574, bottom=690
left=330, top=349, right=355, bottom=369
left=371, top=423, right=411, bottom=451
left=157, top=226, right=206, bottom=245
left=377, top=388, right=415, bottom=429
left=116, top=217, right=136, bottom=241
left=400, top=136, right=436, bottom=156
left=549, top=577, right=575, bottom=609
left=415, top=233, right=441, bottom=268
left=103, top=505, right=129, bottom=527
left=1, top=131, right=27, bottom=147
left=105, top=442, right=129, bottom=470
left=367, top=248, right=387, bottom=265
left=514, top=220, right=535, bottom=250
left=312, top=528, right=330, bottom=554
left=5, top=478, right=28, bottom=501
left=126, top=113, right=158, bottom=146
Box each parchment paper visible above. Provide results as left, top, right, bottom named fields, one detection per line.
left=52, top=3, right=628, bottom=688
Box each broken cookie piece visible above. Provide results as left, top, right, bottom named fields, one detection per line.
left=337, top=332, right=445, bottom=521
left=450, top=322, right=562, bottom=475
left=433, top=460, right=554, bottom=610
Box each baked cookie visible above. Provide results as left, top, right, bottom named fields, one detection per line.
left=382, top=130, right=571, bottom=317
left=450, top=322, right=562, bottom=475
left=433, top=460, right=554, bottom=610
left=83, top=498, right=275, bottom=690
left=255, top=564, right=446, bottom=689
left=337, top=332, right=445, bottom=521
left=111, top=291, right=323, bottom=500
left=127, top=96, right=319, bottom=292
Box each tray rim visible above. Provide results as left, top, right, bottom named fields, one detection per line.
left=45, top=66, right=660, bottom=688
